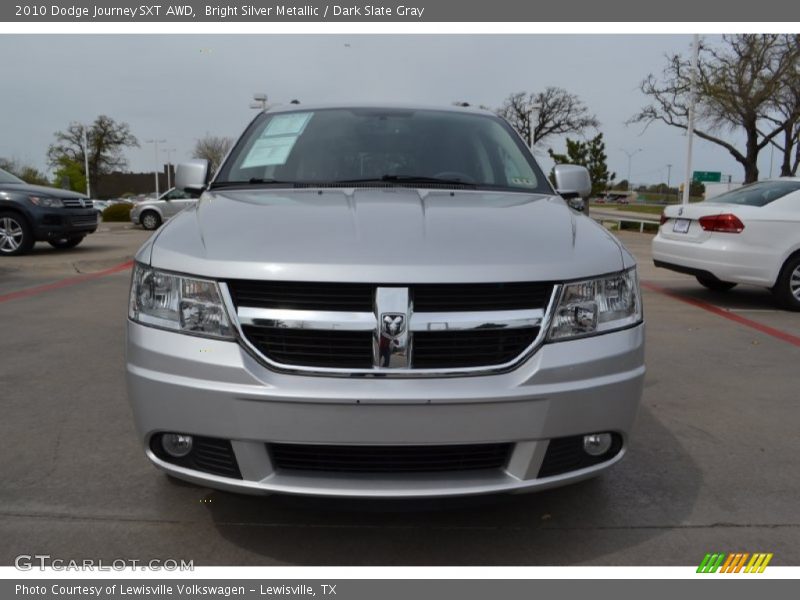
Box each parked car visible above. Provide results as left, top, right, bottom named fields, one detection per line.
left=126, top=104, right=645, bottom=497
left=130, top=187, right=201, bottom=230
left=653, top=178, right=800, bottom=310
left=0, top=167, right=97, bottom=255
left=92, top=200, right=111, bottom=217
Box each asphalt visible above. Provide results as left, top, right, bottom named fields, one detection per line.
left=0, top=226, right=798, bottom=566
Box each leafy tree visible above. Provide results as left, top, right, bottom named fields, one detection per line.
left=51, top=157, right=87, bottom=193
left=548, top=133, right=616, bottom=195
left=0, top=157, right=50, bottom=186
left=192, top=134, right=234, bottom=173
left=47, top=115, right=139, bottom=193
left=630, top=34, right=800, bottom=183
left=497, top=88, right=599, bottom=148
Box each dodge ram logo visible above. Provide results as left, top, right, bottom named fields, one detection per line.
left=381, top=313, right=406, bottom=337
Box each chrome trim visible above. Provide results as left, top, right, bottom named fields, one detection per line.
left=218, top=282, right=561, bottom=378
left=238, top=307, right=376, bottom=331
left=409, top=309, right=543, bottom=331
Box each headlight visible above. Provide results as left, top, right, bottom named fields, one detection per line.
left=548, top=267, right=642, bottom=341
left=29, top=195, right=64, bottom=208
left=128, top=263, right=233, bottom=339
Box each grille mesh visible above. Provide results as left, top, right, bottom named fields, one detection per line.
left=412, top=327, right=539, bottom=368
left=269, top=443, right=513, bottom=473
left=228, top=280, right=373, bottom=312
left=413, top=282, right=553, bottom=312
left=242, top=326, right=374, bottom=369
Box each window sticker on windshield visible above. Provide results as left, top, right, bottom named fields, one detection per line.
left=263, top=112, right=313, bottom=137
left=240, top=137, right=297, bottom=168
left=511, top=177, right=533, bottom=186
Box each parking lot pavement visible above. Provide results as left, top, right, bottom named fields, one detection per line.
left=1, top=228, right=798, bottom=566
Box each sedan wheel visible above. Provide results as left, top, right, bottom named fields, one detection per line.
left=0, top=213, right=34, bottom=256
left=141, top=211, right=161, bottom=231
left=773, top=255, right=800, bottom=311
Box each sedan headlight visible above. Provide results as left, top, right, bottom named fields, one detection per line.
left=29, top=195, right=64, bottom=208
left=548, top=267, right=642, bottom=341
left=128, top=263, right=233, bottom=339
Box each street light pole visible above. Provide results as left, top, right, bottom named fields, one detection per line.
left=163, top=148, right=176, bottom=189
left=82, top=126, right=91, bottom=198
left=621, top=147, right=643, bottom=192
left=666, top=163, right=672, bottom=198
left=682, top=34, right=701, bottom=205
left=145, top=139, right=166, bottom=198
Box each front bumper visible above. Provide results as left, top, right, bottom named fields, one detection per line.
left=126, top=321, right=645, bottom=498
left=31, top=208, right=98, bottom=240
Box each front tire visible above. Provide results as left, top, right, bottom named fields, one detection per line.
left=140, top=211, right=162, bottom=231
left=48, top=235, right=85, bottom=249
left=772, top=255, right=800, bottom=311
left=696, top=276, right=737, bottom=292
left=0, top=212, right=34, bottom=256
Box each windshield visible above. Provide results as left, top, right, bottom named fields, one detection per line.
left=215, top=108, right=551, bottom=193
left=708, top=180, right=800, bottom=207
left=0, top=168, right=25, bottom=184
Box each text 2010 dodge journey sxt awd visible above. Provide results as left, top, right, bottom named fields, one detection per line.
left=126, top=104, right=644, bottom=497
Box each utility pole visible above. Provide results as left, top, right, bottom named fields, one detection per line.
left=145, top=139, right=167, bottom=198
left=682, top=34, right=700, bottom=205
left=666, top=163, right=672, bottom=200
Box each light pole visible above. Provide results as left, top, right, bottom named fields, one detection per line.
left=682, top=34, right=701, bottom=205
left=666, top=163, right=672, bottom=199
left=82, top=125, right=91, bottom=198
left=621, top=147, right=643, bottom=192
left=145, top=139, right=166, bottom=198
left=250, top=93, right=268, bottom=111
left=162, top=148, right=176, bottom=190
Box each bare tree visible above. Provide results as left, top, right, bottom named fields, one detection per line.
left=192, top=135, right=234, bottom=173
left=631, top=34, right=800, bottom=183
left=47, top=115, right=139, bottom=193
left=496, top=88, right=599, bottom=148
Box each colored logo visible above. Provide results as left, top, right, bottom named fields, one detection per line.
left=697, top=552, right=773, bottom=573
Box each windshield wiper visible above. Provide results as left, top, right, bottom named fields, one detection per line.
left=332, top=175, right=477, bottom=187
left=211, top=178, right=295, bottom=188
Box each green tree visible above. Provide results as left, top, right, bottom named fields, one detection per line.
left=47, top=115, right=139, bottom=194
left=51, top=157, right=87, bottom=193
left=547, top=133, right=616, bottom=195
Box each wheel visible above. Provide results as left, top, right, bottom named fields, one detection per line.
left=140, top=211, right=162, bottom=230
left=48, top=235, right=85, bottom=249
left=0, top=212, right=34, bottom=256
left=696, top=276, right=737, bottom=292
left=772, top=254, right=800, bottom=311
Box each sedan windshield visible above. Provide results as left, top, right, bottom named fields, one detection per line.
left=0, top=168, right=24, bottom=184
left=708, top=180, right=800, bottom=207
left=215, top=108, right=551, bottom=194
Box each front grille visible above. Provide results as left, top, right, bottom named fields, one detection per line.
left=150, top=434, right=242, bottom=479
left=537, top=434, right=623, bottom=478
left=242, top=325, right=373, bottom=369
left=269, top=443, right=513, bottom=473
left=61, top=198, right=88, bottom=208
left=228, top=280, right=373, bottom=311
left=413, top=282, right=553, bottom=311
left=412, top=327, right=539, bottom=368
left=230, top=280, right=552, bottom=373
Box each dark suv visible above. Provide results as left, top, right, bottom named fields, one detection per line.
left=0, top=167, right=98, bottom=255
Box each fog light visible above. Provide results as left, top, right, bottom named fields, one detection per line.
left=161, top=433, right=193, bottom=458
left=583, top=433, right=612, bottom=456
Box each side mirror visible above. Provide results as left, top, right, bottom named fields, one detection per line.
left=554, top=164, right=592, bottom=200
left=175, top=159, right=210, bottom=194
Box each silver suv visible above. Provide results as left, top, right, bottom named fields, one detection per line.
left=126, top=105, right=644, bottom=498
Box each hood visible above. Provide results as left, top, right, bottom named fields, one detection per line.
left=0, top=182, right=87, bottom=199
left=148, top=188, right=627, bottom=283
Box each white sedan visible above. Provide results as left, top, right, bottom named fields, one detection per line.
left=652, top=178, right=800, bottom=310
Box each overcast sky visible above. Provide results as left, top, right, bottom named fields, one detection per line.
left=0, top=34, right=781, bottom=187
